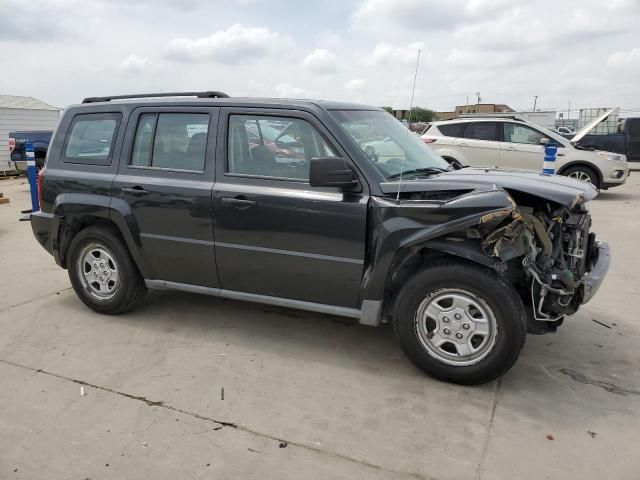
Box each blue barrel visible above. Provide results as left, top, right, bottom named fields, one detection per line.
left=25, top=142, right=39, bottom=211
left=542, top=144, right=557, bottom=175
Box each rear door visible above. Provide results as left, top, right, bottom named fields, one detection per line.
left=499, top=122, right=547, bottom=172
left=112, top=106, right=220, bottom=287
left=459, top=122, right=501, bottom=167
left=212, top=108, right=368, bottom=308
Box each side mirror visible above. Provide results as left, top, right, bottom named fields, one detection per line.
left=309, top=157, right=359, bottom=189
left=540, top=137, right=550, bottom=145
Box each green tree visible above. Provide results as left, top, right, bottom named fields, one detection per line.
left=408, top=107, right=436, bottom=122
left=381, top=106, right=394, bottom=114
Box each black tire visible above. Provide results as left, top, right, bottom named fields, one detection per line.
left=561, top=165, right=600, bottom=188
left=67, top=226, right=147, bottom=314
left=393, top=261, right=527, bottom=385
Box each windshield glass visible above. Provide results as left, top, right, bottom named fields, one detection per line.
left=330, top=110, right=451, bottom=179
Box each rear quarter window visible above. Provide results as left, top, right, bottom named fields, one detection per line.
left=63, top=113, right=121, bottom=165
left=462, top=122, right=499, bottom=141
left=437, top=123, right=464, bottom=137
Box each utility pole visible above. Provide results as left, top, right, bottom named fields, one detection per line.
left=476, top=92, right=481, bottom=112
left=532, top=95, right=538, bottom=111
left=568, top=100, right=571, bottom=122
left=466, top=96, right=469, bottom=113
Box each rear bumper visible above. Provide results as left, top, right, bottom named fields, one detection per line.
left=582, top=241, right=611, bottom=304
left=29, top=210, right=58, bottom=258
left=12, top=160, right=27, bottom=173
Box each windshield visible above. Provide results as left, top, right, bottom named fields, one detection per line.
left=330, top=110, right=451, bottom=179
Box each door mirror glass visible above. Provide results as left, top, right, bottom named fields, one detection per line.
left=539, top=137, right=550, bottom=145
left=309, top=157, right=358, bottom=188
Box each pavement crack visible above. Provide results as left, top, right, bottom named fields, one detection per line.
left=559, top=368, right=640, bottom=396
left=476, top=378, right=502, bottom=480
left=1, top=287, right=72, bottom=313
left=0, top=358, right=429, bottom=479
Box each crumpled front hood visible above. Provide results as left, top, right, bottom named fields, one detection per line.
left=380, top=168, right=599, bottom=205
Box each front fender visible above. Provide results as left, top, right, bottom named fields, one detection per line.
left=360, top=188, right=514, bottom=302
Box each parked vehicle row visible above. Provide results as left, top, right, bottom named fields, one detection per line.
left=8, top=130, right=53, bottom=172
left=421, top=116, right=629, bottom=189
left=29, top=92, right=610, bottom=385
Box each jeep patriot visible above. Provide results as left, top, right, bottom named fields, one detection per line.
left=29, top=91, right=610, bottom=384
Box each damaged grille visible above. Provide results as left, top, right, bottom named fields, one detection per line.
left=471, top=193, right=595, bottom=321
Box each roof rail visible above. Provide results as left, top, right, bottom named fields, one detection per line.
left=459, top=113, right=525, bottom=122
left=82, top=91, right=230, bottom=103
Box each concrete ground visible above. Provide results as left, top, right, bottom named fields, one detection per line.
left=1, top=174, right=639, bottom=480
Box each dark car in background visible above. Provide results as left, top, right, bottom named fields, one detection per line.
left=9, top=130, right=53, bottom=172
left=576, top=117, right=640, bottom=163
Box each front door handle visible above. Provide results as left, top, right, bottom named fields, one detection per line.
left=221, top=196, right=257, bottom=209
left=459, top=142, right=468, bottom=147
left=122, top=186, right=148, bottom=196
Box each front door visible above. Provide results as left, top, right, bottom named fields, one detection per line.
left=499, top=122, right=547, bottom=172
left=113, top=107, right=220, bottom=287
left=213, top=108, right=368, bottom=308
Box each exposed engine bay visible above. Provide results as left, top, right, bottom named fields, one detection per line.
left=471, top=190, right=599, bottom=330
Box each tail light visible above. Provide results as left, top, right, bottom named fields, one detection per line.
left=37, top=168, right=44, bottom=210
left=422, top=138, right=437, bottom=144
left=8, top=137, right=15, bottom=154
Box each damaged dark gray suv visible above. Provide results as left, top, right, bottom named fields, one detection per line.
left=29, top=92, right=610, bottom=384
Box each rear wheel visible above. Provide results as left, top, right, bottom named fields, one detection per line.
left=393, top=262, right=526, bottom=385
left=68, top=226, right=146, bottom=314
left=562, top=165, right=599, bottom=188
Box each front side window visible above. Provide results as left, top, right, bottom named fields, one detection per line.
left=64, top=113, right=121, bottom=165
left=228, top=115, right=336, bottom=181
left=463, top=122, right=499, bottom=141
left=130, top=113, right=209, bottom=171
left=503, top=123, right=545, bottom=145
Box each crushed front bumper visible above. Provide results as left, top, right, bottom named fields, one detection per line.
left=582, top=241, right=611, bottom=304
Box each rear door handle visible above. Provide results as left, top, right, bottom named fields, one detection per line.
left=221, top=196, right=257, bottom=209
left=459, top=142, right=468, bottom=147
left=122, top=186, right=148, bottom=196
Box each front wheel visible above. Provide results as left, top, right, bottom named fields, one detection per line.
left=393, top=262, right=526, bottom=385
left=562, top=165, right=599, bottom=188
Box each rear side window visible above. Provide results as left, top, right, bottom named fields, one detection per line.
left=130, top=113, right=209, bottom=171
left=462, top=122, right=499, bottom=141
left=437, top=123, right=463, bottom=137
left=64, top=113, right=121, bottom=165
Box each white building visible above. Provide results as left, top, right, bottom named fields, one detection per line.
left=0, top=95, right=60, bottom=174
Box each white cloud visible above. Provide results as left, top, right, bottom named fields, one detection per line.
left=164, top=24, right=285, bottom=63
left=2, top=1, right=639, bottom=116
left=275, top=83, right=312, bottom=98
left=352, top=0, right=463, bottom=32
left=302, top=49, right=338, bottom=74
left=368, top=42, right=424, bottom=65
left=344, top=79, right=366, bottom=90
left=607, top=48, right=640, bottom=68
left=118, top=54, right=153, bottom=71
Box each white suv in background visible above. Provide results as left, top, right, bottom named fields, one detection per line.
left=421, top=116, right=629, bottom=189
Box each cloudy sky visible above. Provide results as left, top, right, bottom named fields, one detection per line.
left=1, top=0, right=639, bottom=115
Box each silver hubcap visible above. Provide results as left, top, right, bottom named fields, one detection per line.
left=415, top=288, right=497, bottom=366
left=568, top=170, right=592, bottom=183
left=77, top=244, right=119, bottom=300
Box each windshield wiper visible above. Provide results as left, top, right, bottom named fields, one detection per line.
left=386, top=167, right=447, bottom=180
